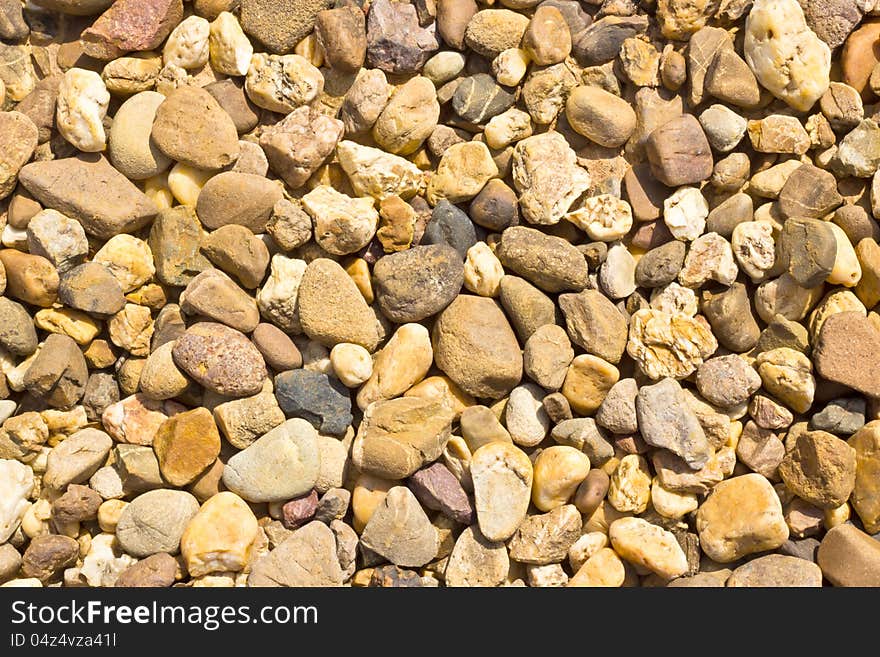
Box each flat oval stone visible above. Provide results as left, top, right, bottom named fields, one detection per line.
left=195, top=171, right=283, bottom=232
left=172, top=322, right=267, bottom=397
left=470, top=442, right=533, bottom=542
left=116, top=489, right=200, bottom=557
left=373, top=245, right=464, bottom=323
left=432, top=294, right=523, bottom=400
left=151, top=86, right=240, bottom=170
left=222, top=418, right=320, bottom=503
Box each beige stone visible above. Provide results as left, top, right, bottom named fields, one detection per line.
left=609, top=517, right=688, bottom=580
left=356, top=324, right=432, bottom=410
left=532, top=446, right=591, bottom=512
left=180, top=492, right=259, bottom=577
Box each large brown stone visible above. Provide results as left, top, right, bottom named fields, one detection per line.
left=818, top=524, right=880, bottom=586
left=645, top=114, right=713, bottom=186
left=18, top=155, right=158, bottom=240
left=778, top=430, right=857, bottom=509
left=814, top=311, right=880, bottom=398
left=848, top=421, right=880, bottom=533
left=432, top=295, right=523, bottom=400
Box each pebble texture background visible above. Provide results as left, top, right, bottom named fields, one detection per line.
left=0, top=0, right=878, bottom=589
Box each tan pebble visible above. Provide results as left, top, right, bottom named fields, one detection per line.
left=330, top=343, right=374, bottom=388
left=97, top=499, right=128, bottom=534
left=180, top=492, right=258, bottom=577
left=463, top=241, right=504, bottom=298
left=352, top=472, right=394, bottom=534
left=609, top=517, right=688, bottom=580
left=568, top=547, right=625, bottom=587
left=56, top=68, right=109, bottom=153
left=531, top=445, right=591, bottom=512
left=167, top=162, right=213, bottom=206
left=607, top=454, right=652, bottom=514
left=561, top=354, right=619, bottom=415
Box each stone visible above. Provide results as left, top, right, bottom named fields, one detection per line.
left=239, top=0, right=331, bottom=54
left=609, top=517, right=688, bottom=580
left=778, top=218, right=838, bottom=289
left=315, top=7, right=366, bottom=73
left=572, top=15, right=649, bottom=65
left=498, top=276, right=556, bottom=343
left=422, top=200, right=477, bottom=259
left=432, top=295, right=523, bottom=400
left=153, top=408, right=221, bottom=487
left=627, top=309, right=718, bottom=380
left=778, top=164, right=842, bottom=220
left=201, top=226, right=269, bottom=290
left=22, top=334, right=88, bottom=409
left=598, top=243, right=637, bottom=300
left=744, top=0, right=831, bottom=111
left=452, top=74, right=515, bottom=125
left=266, top=199, right=312, bottom=252
left=470, top=442, right=533, bottom=541
left=0, top=298, right=37, bottom=357
left=696, top=356, right=762, bottom=409
left=849, top=422, right=880, bottom=533
left=508, top=505, right=581, bottom=565
left=646, top=114, right=713, bottom=187
left=0, top=112, right=37, bottom=200
left=357, top=323, right=432, bottom=409
left=21, top=535, right=79, bottom=583
left=245, top=53, right=323, bottom=113
left=151, top=86, right=239, bottom=170
left=523, top=324, right=574, bottom=391
left=114, top=553, right=177, bottom=587
left=817, top=524, right=880, bottom=587
left=561, top=353, right=618, bottom=415
left=636, top=378, right=712, bottom=470
left=778, top=430, right=856, bottom=509
left=521, top=62, right=579, bottom=125
left=569, top=547, right=626, bottom=587
left=663, top=186, right=708, bottom=242
left=223, top=419, right=319, bottom=503
left=842, top=20, right=880, bottom=98
left=330, top=343, right=373, bottom=388
left=361, top=486, right=438, bottom=568
left=459, top=405, right=512, bottom=451
left=608, top=453, right=652, bottom=513
left=116, top=490, right=199, bottom=557
left=464, top=9, right=529, bottom=59
left=372, top=76, right=438, bottom=157
left=297, top=258, right=380, bottom=351
left=696, top=473, right=789, bottom=562
left=510, top=133, right=591, bottom=226
left=814, top=312, right=880, bottom=398
left=256, top=255, right=306, bottom=334
left=445, top=525, right=508, bottom=587
left=57, top=263, right=123, bottom=318
left=172, top=322, right=267, bottom=397
left=43, top=428, right=112, bottom=489
left=214, top=393, right=284, bottom=450
left=408, top=462, right=473, bottom=525
left=0, top=459, right=32, bottom=543
left=101, top=394, right=168, bottom=446
left=755, top=347, right=815, bottom=414
left=18, top=155, right=158, bottom=240
left=339, top=72, right=392, bottom=137
left=837, top=120, right=880, bottom=179
left=114, top=444, right=164, bottom=495
left=353, top=397, right=452, bottom=480
left=504, top=384, right=550, bottom=447
left=336, top=140, right=422, bottom=200
left=149, top=206, right=210, bottom=287
left=249, top=521, right=342, bottom=587
left=736, top=422, right=785, bottom=478
left=250, top=324, right=300, bottom=373
left=748, top=115, right=811, bottom=155
left=196, top=174, right=282, bottom=236
left=81, top=0, right=183, bottom=60
left=366, top=0, right=438, bottom=75
left=259, top=107, right=343, bottom=190
left=180, top=491, right=258, bottom=577
left=812, top=398, right=865, bottom=435
left=108, top=304, right=154, bottom=357
left=275, top=370, right=352, bottom=437
left=732, top=222, right=776, bottom=283
left=208, top=11, right=253, bottom=76
left=699, top=104, right=748, bottom=153
left=463, top=241, right=504, bottom=298
left=726, top=554, right=822, bottom=587
left=566, top=86, right=636, bottom=148
left=497, top=226, right=587, bottom=293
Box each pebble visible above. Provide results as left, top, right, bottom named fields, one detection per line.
left=609, top=517, right=688, bottom=580
left=352, top=397, right=452, bottom=480
left=422, top=200, right=477, bottom=259
left=153, top=407, right=221, bottom=487
left=817, top=523, right=880, bottom=586
left=523, top=324, right=574, bottom=391
left=0, top=459, right=32, bottom=543
left=80, top=0, right=182, bottom=60
left=151, top=86, right=239, bottom=170
left=627, top=308, right=718, bottom=380
left=407, top=462, right=473, bottom=525
left=180, top=491, right=258, bottom=578
left=779, top=430, right=856, bottom=509
left=566, top=86, right=637, bottom=148
left=663, top=186, right=708, bottom=242
left=115, top=553, right=177, bottom=588
left=511, top=133, right=591, bottom=226
left=497, top=226, right=587, bottom=293
left=297, top=258, right=380, bottom=351
left=196, top=171, right=282, bottom=234
left=445, top=525, right=508, bottom=587
left=357, top=323, right=432, bottom=410
left=636, top=378, right=712, bottom=469
left=471, top=442, right=533, bottom=541
left=646, top=114, right=713, bottom=187
left=366, top=0, right=438, bottom=75
left=21, top=534, right=79, bottom=583
left=260, top=107, right=343, bottom=191
left=19, top=154, right=158, bottom=240
left=116, top=489, right=199, bottom=557
left=245, top=53, right=323, bottom=113
left=505, top=384, right=550, bottom=447
left=213, top=392, right=284, bottom=450
left=726, top=554, right=822, bottom=587
left=360, top=486, right=438, bottom=567
left=275, top=370, right=352, bottom=437
left=43, top=428, right=112, bottom=490
left=432, top=294, right=522, bottom=400
left=172, top=322, right=267, bottom=397
left=427, top=141, right=498, bottom=205
left=249, top=521, right=342, bottom=587
left=814, top=311, right=880, bottom=398
left=696, top=473, right=789, bottom=562
left=743, top=0, right=831, bottom=111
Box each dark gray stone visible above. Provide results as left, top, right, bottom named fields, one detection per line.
left=810, top=398, right=866, bottom=436
left=422, top=200, right=477, bottom=259
left=275, top=370, right=352, bottom=437
left=634, top=239, right=685, bottom=288
left=452, top=73, right=515, bottom=124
